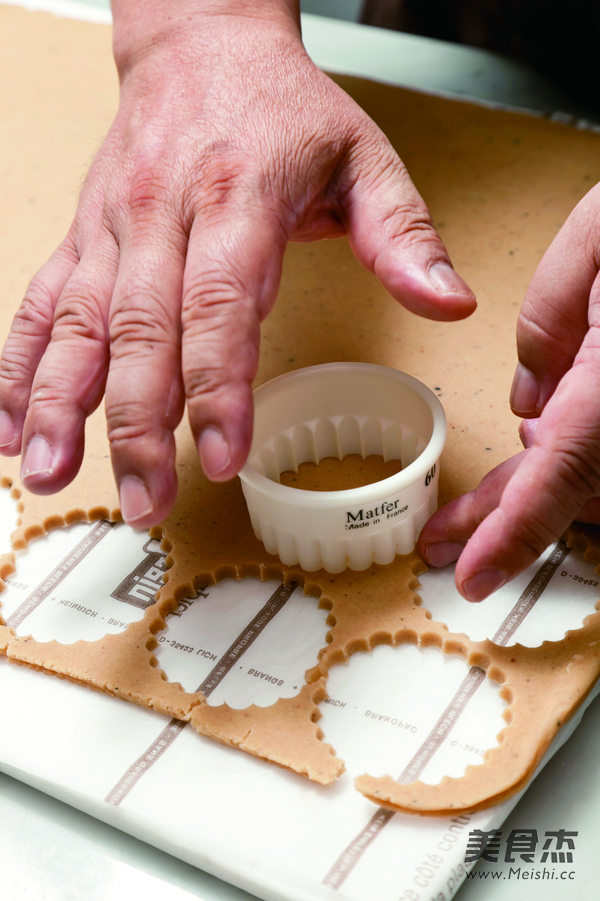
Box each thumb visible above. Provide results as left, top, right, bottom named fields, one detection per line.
left=510, top=185, right=600, bottom=419
left=343, top=137, right=477, bottom=322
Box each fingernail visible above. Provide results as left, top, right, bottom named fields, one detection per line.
left=423, top=541, right=464, bottom=568
left=518, top=418, right=538, bottom=448
left=21, top=435, right=54, bottom=478
left=462, top=568, right=507, bottom=603
left=198, top=426, right=231, bottom=478
left=427, top=262, right=475, bottom=297
left=0, top=411, right=15, bottom=448
left=119, top=475, right=153, bottom=523
left=510, top=363, right=539, bottom=416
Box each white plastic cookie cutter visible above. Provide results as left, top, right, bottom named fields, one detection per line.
left=239, top=362, right=446, bottom=573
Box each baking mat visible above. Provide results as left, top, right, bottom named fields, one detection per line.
left=1, top=485, right=600, bottom=901
left=3, top=4, right=600, bottom=898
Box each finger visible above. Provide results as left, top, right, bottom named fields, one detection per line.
left=342, top=135, right=477, bottom=322
left=181, top=207, right=287, bottom=481
left=420, top=447, right=600, bottom=576
left=419, top=453, right=525, bottom=568
left=518, top=417, right=539, bottom=448
left=19, top=240, right=119, bottom=494
left=519, top=418, right=600, bottom=518
left=510, top=186, right=600, bottom=417
left=453, top=325, right=600, bottom=601
left=0, top=241, right=78, bottom=454
left=518, top=414, right=600, bottom=524
left=105, top=229, right=186, bottom=529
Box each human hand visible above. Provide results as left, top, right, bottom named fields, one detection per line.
left=419, top=183, right=600, bottom=601
left=0, top=0, right=475, bottom=529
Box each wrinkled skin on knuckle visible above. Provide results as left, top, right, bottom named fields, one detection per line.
left=11, top=282, right=56, bottom=340
left=341, top=131, right=438, bottom=257
left=184, top=327, right=258, bottom=394
left=551, top=437, right=600, bottom=502
left=184, top=138, right=252, bottom=207
left=0, top=350, right=32, bottom=392
left=182, top=306, right=260, bottom=402
left=183, top=363, right=234, bottom=408
left=181, top=267, right=260, bottom=412
left=507, top=506, right=559, bottom=560
left=109, top=280, right=180, bottom=350
left=0, top=336, right=41, bottom=391
left=26, top=376, right=85, bottom=412
left=52, top=292, right=109, bottom=346
left=106, top=393, right=161, bottom=448
left=182, top=268, right=243, bottom=318
left=377, top=193, right=437, bottom=247
left=90, top=108, right=189, bottom=242
left=517, top=289, right=588, bottom=375
left=0, top=293, right=55, bottom=393
left=262, top=123, right=348, bottom=222
left=123, top=159, right=185, bottom=236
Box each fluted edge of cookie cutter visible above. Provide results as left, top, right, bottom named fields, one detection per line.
left=239, top=362, right=446, bottom=573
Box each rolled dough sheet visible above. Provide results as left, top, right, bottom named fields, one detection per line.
left=2, top=1, right=600, bottom=822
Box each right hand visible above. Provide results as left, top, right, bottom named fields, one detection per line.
left=420, top=183, right=600, bottom=601
left=0, top=0, right=476, bottom=528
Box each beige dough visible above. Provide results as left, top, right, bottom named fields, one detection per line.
left=2, top=5, right=600, bottom=813
left=280, top=454, right=403, bottom=490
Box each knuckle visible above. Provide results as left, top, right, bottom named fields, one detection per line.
left=183, top=333, right=243, bottom=399
left=182, top=268, right=245, bottom=319
left=0, top=341, right=37, bottom=389
left=13, top=281, right=55, bottom=338
left=518, top=299, right=581, bottom=360
left=512, top=513, right=558, bottom=560
left=188, top=151, right=244, bottom=211
left=106, top=398, right=155, bottom=447
left=27, top=367, right=93, bottom=409
left=553, top=439, right=600, bottom=500
left=183, top=345, right=253, bottom=401
left=106, top=399, right=172, bottom=470
left=101, top=150, right=181, bottom=241
left=0, top=287, right=55, bottom=391
left=109, top=286, right=175, bottom=350
left=182, top=296, right=259, bottom=404
left=383, top=206, right=437, bottom=248
left=128, top=172, right=170, bottom=218
left=183, top=343, right=257, bottom=406
left=364, top=168, right=437, bottom=252
left=183, top=365, right=227, bottom=403
left=52, top=292, right=107, bottom=345
left=121, top=150, right=173, bottom=218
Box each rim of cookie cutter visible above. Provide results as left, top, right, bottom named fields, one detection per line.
left=239, top=362, right=446, bottom=573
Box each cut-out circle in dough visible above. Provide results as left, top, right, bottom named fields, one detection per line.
left=1, top=521, right=149, bottom=642
left=319, top=643, right=506, bottom=785
left=154, top=577, right=328, bottom=709
left=419, top=541, right=600, bottom=647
